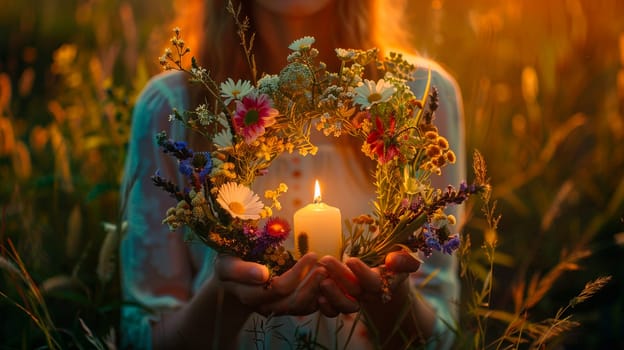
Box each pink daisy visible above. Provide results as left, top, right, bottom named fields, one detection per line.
left=233, top=94, right=278, bottom=143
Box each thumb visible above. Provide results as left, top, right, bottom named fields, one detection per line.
left=385, top=250, right=422, bottom=273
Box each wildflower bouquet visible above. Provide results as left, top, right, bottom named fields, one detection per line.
left=153, top=22, right=485, bottom=275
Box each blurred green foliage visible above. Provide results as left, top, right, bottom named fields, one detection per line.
left=1, top=0, right=169, bottom=347
left=0, top=0, right=622, bottom=348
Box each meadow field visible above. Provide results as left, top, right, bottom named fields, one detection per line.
left=1, top=0, right=622, bottom=348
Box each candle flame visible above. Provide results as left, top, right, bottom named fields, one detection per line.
left=313, top=180, right=322, bottom=203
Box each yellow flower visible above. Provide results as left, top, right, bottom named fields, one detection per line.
left=431, top=210, right=451, bottom=229
left=426, top=145, right=442, bottom=158
left=445, top=150, right=456, bottom=164
left=216, top=182, right=264, bottom=220
left=261, top=206, right=273, bottom=218
left=436, top=137, right=449, bottom=150
left=424, top=131, right=438, bottom=140
left=278, top=183, right=288, bottom=193
left=447, top=215, right=456, bottom=225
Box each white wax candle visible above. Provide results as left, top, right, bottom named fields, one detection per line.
left=293, top=180, right=342, bottom=259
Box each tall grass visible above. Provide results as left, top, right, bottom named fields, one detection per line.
left=0, top=0, right=160, bottom=347
left=410, top=0, right=624, bottom=347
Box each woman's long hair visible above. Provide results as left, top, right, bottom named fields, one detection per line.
left=172, top=0, right=414, bottom=82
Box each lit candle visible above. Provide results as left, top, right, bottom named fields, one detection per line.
left=293, top=180, right=342, bottom=259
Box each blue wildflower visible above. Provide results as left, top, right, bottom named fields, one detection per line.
left=195, top=152, right=213, bottom=182
left=442, top=235, right=460, bottom=254
left=424, top=228, right=442, bottom=251
left=426, top=236, right=442, bottom=251
left=173, top=140, right=188, bottom=151
left=179, top=159, right=193, bottom=176
left=459, top=181, right=468, bottom=192
left=178, top=151, right=212, bottom=182
left=156, top=131, right=193, bottom=160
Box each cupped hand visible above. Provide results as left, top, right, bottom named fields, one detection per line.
left=214, top=252, right=327, bottom=316
left=317, top=250, right=422, bottom=316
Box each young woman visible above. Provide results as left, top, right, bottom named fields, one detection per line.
left=120, top=0, right=465, bottom=348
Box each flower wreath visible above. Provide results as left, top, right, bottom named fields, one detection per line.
left=152, top=17, right=486, bottom=276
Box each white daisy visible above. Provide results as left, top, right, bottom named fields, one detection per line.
left=335, top=48, right=355, bottom=60
left=353, top=79, right=396, bottom=109
left=220, top=78, right=254, bottom=105
left=216, top=182, right=264, bottom=220
left=288, top=36, right=315, bottom=51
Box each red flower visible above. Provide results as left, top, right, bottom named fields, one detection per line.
left=233, top=94, right=278, bottom=143
left=366, top=116, right=401, bottom=164
left=263, top=217, right=291, bottom=240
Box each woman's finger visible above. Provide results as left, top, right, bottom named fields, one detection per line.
left=318, top=295, right=339, bottom=318
left=270, top=252, right=319, bottom=296
left=286, top=266, right=327, bottom=314
left=385, top=250, right=422, bottom=273
left=318, top=255, right=361, bottom=297
left=215, top=254, right=269, bottom=284
left=257, top=267, right=327, bottom=316
left=222, top=253, right=323, bottom=312
left=319, top=278, right=360, bottom=314
left=345, top=257, right=382, bottom=293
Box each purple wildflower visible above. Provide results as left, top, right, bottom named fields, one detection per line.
left=177, top=151, right=212, bottom=183
left=156, top=131, right=193, bottom=160
left=194, top=152, right=213, bottom=182
left=401, top=198, right=410, bottom=209
left=179, top=159, right=193, bottom=176
left=250, top=217, right=291, bottom=258
left=442, top=235, right=460, bottom=254
left=243, top=223, right=261, bottom=237
left=424, top=228, right=442, bottom=252
left=410, top=196, right=424, bottom=212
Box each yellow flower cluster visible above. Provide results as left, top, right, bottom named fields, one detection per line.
left=317, top=112, right=346, bottom=137
left=421, top=130, right=456, bottom=175
left=360, top=141, right=374, bottom=161
left=162, top=200, right=193, bottom=230
left=212, top=162, right=237, bottom=181
left=262, top=182, right=289, bottom=217
left=249, top=135, right=294, bottom=160
left=189, top=190, right=211, bottom=221
left=430, top=208, right=457, bottom=229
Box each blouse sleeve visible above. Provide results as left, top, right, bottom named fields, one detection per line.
left=119, top=71, right=214, bottom=349
left=408, top=58, right=466, bottom=350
